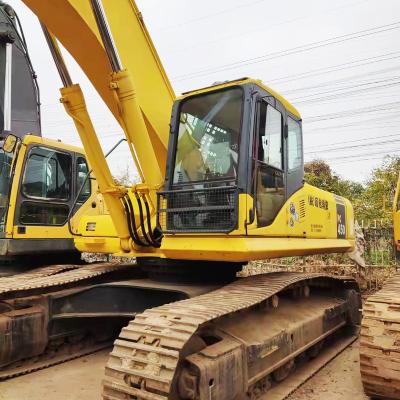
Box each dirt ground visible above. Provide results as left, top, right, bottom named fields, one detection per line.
left=0, top=341, right=368, bottom=400
left=288, top=341, right=368, bottom=400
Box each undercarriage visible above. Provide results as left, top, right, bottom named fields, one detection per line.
left=0, top=262, right=361, bottom=400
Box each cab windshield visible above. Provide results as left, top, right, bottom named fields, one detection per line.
left=0, top=148, right=13, bottom=231
left=173, top=88, right=243, bottom=184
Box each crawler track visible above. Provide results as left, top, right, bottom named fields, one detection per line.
left=0, top=262, right=135, bottom=379
left=0, top=262, right=132, bottom=298
left=103, top=272, right=360, bottom=400
left=0, top=340, right=112, bottom=381
left=360, top=272, right=400, bottom=399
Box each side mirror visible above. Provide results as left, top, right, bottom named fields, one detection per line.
left=2, top=134, right=18, bottom=153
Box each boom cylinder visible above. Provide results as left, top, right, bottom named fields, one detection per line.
left=89, top=0, right=163, bottom=201
left=42, top=25, right=131, bottom=250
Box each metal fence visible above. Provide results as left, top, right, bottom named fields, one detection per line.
left=241, top=220, right=398, bottom=291
left=362, top=224, right=395, bottom=266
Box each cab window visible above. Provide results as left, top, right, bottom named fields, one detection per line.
left=258, top=104, right=282, bottom=169
left=76, top=156, right=91, bottom=203
left=288, top=118, right=302, bottom=170
left=22, top=146, right=71, bottom=200
left=20, top=202, right=69, bottom=225
left=255, top=102, right=285, bottom=227
left=173, top=88, right=243, bottom=184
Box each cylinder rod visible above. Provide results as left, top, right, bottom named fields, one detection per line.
left=41, top=23, right=72, bottom=87
left=89, top=0, right=122, bottom=72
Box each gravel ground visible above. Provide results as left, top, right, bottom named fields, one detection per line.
left=0, top=342, right=368, bottom=400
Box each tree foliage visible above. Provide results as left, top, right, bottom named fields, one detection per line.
left=304, top=160, right=364, bottom=203
left=357, top=156, right=400, bottom=222
left=304, top=156, right=400, bottom=223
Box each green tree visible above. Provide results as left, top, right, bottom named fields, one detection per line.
left=305, top=157, right=400, bottom=223
left=357, top=156, right=400, bottom=222
left=304, top=159, right=364, bottom=204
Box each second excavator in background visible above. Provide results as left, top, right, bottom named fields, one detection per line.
left=0, top=2, right=104, bottom=273
left=360, top=174, right=400, bottom=399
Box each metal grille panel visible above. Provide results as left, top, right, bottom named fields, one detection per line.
left=157, top=185, right=238, bottom=233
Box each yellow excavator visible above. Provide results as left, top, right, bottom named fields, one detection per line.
left=0, top=1, right=361, bottom=398
left=360, top=175, right=400, bottom=399
left=1, top=1, right=394, bottom=399
left=0, top=2, right=103, bottom=273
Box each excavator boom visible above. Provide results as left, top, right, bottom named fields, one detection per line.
left=23, top=0, right=174, bottom=174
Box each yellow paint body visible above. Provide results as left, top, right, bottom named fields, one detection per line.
left=393, top=175, right=400, bottom=252
left=76, top=183, right=355, bottom=262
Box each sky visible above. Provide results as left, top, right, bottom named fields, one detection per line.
left=7, top=0, right=400, bottom=183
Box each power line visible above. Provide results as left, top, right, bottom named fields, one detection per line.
left=267, top=51, right=400, bottom=84
left=304, top=101, right=400, bottom=122
left=293, top=80, right=400, bottom=105
left=290, top=76, right=400, bottom=102
left=304, top=115, right=400, bottom=132
left=305, top=140, right=400, bottom=155
left=323, top=148, right=400, bottom=161
left=305, top=153, right=400, bottom=165
left=166, top=0, right=372, bottom=56
left=329, top=153, right=400, bottom=164
left=281, top=66, right=400, bottom=95
left=306, top=133, right=400, bottom=149
left=157, top=0, right=266, bottom=32
left=173, top=21, right=400, bottom=81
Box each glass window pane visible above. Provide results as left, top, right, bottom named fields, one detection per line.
left=0, top=150, right=12, bottom=231
left=259, top=104, right=282, bottom=169
left=288, top=118, right=302, bottom=170
left=76, top=156, right=91, bottom=203
left=20, top=201, right=69, bottom=225
left=256, top=167, right=284, bottom=227
left=173, top=88, right=242, bottom=184
left=22, top=147, right=71, bottom=200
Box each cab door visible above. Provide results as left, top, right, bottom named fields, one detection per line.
left=253, top=100, right=285, bottom=227
left=13, top=144, right=91, bottom=242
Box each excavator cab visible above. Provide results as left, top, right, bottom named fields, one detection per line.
left=0, top=133, right=101, bottom=267
left=160, top=80, right=304, bottom=235
left=156, top=78, right=354, bottom=263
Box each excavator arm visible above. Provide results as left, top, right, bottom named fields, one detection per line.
left=22, top=0, right=176, bottom=253
left=23, top=0, right=174, bottom=159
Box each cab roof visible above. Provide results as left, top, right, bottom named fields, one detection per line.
left=179, top=77, right=301, bottom=119
left=22, top=134, right=85, bottom=154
